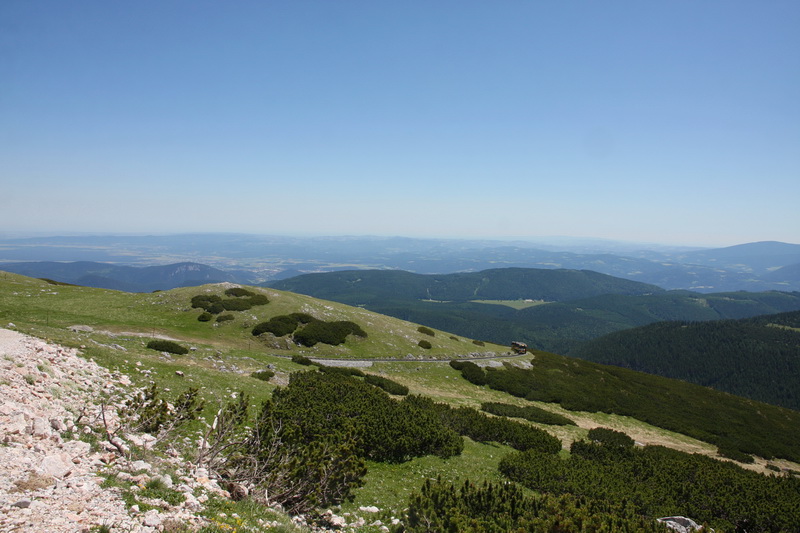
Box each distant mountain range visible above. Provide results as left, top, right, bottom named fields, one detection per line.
left=270, top=268, right=800, bottom=355
left=0, top=234, right=798, bottom=292
left=269, top=268, right=664, bottom=304
left=3, top=248, right=800, bottom=354
left=0, top=261, right=260, bottom=293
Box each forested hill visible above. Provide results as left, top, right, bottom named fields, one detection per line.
left=270, top=267, right=664, bottom=304
left=0, top=261, right=257, bottom=293
left=271, top=267, right=800, bottom=354
left=572, top=310, right=800, bottom=410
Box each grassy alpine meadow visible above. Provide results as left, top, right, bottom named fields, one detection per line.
left=343, top=437, right=514, bottom=516
left=0, top=272, right=506, bottom=360
left=4, top=271, right=800, bottom=530
left=471, top=299, right=550, bottom=309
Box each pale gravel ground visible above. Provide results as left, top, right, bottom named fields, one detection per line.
left=0, top=328, right=173, bottom=532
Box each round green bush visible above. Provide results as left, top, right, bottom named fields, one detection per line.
left=206, top=302, right=225, bottom=314
left=216, top=314, right=235, bottom=323
left=191, top=294, right=221, bottom=309
left=197, top=312, right=213, bottom=322
left=418, top=340, right=432, bottom=349
left=588, top=427, right=635, bottom=448
left=146, top=339, right=189, bottom=355
left=291, top=355, right=314, bottom=366
left=294, top=320, right=367, bottom=347
left=220, top=299, right=253, bottom=312
left=225, top=287, right=256, bottom=298
left=253, top=315, right=301, bottom=337
left=251, top=369, right=275, bottom=382
left=417, top=326, right=435, bottom=337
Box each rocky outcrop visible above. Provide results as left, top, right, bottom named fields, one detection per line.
left=0, top=329, right=226, bottom=532
left=657, top=516, right=707, bottom=533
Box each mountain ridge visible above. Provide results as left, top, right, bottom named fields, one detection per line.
left=1, top=234, right=799, bottom=292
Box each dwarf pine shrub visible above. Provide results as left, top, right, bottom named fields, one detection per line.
left=146, top=339, right=189, bottom=355
left=417, top=326, right=435, bottom=337
left=251, top=369, right=275, bottom=382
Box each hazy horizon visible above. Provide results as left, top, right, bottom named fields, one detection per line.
left=1, top=229, right=796, bottom=251
left=2, top=2, right=798, bottom=247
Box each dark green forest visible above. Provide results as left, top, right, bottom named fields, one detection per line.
left=573, top=310, right=800, bottom=410
left=450, top=353, right=800, bottom=462
left=270, top=267, right=664, bottom=303
left=200, top=367, right=800, bottom=531
left=499, top=435, right=800, bottom=532
left=270, top=269, right=800, bottom=354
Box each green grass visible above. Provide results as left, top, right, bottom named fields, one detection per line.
left=3, top=270, right=800, bottom=526
left=344, top=438, right=512, bottom=516
left=471, top=299, right=549, bottom=309
left=0, top=272, right=505, bottom=361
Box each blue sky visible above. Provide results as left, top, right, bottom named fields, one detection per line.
left=2, top=1, right=798, bottom=247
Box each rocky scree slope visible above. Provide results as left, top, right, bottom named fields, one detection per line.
left=0, top=327, right=234, bottom=532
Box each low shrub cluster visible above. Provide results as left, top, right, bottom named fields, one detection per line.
left=146, top=339, right=189, bottom=355
left=417, top=339, right=432, bottom=349
left=317, top=365, right=365, bottom=378
left=204, top=370, right=463, bottom=503
left=417, top=326, right=435, bottom=337
left=294, top=320, right=367, bottom=347
left=717, top=445, right=755, bottom=464
left=215, top=313, right=235, bottom=323
left=275, top=372, right=463, bottom=463
left=450, top=353, right=800, bottom=462
left=499, top=440, right=800, bottom=532
left=224, top=287, right=256, bottom=298
left=435, top=404, right=562, bottom=454
left=403, top=478, right=668, bottom=533
left=251, top=370, right=275, bottom=382
left=291, top=354, right=314, bottom=366
left=481, top=401, right=576, bottom=426
left=449, top=360, right=487, bottom=385
left=191, top=290, right=269, bottom=316
left=252, top=313, right=315, bottom=337
left=252, top=314, right=367, bottom=347
left=364, top=374, right=409, bottom=396
left=588, top=427, right=635, bottom=448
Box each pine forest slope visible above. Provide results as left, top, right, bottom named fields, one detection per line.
left=270, top=268, right=800, bottom=354
left=270, top=267, right=665, bottom=303
left=572, top=310, right=800, bottom=411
